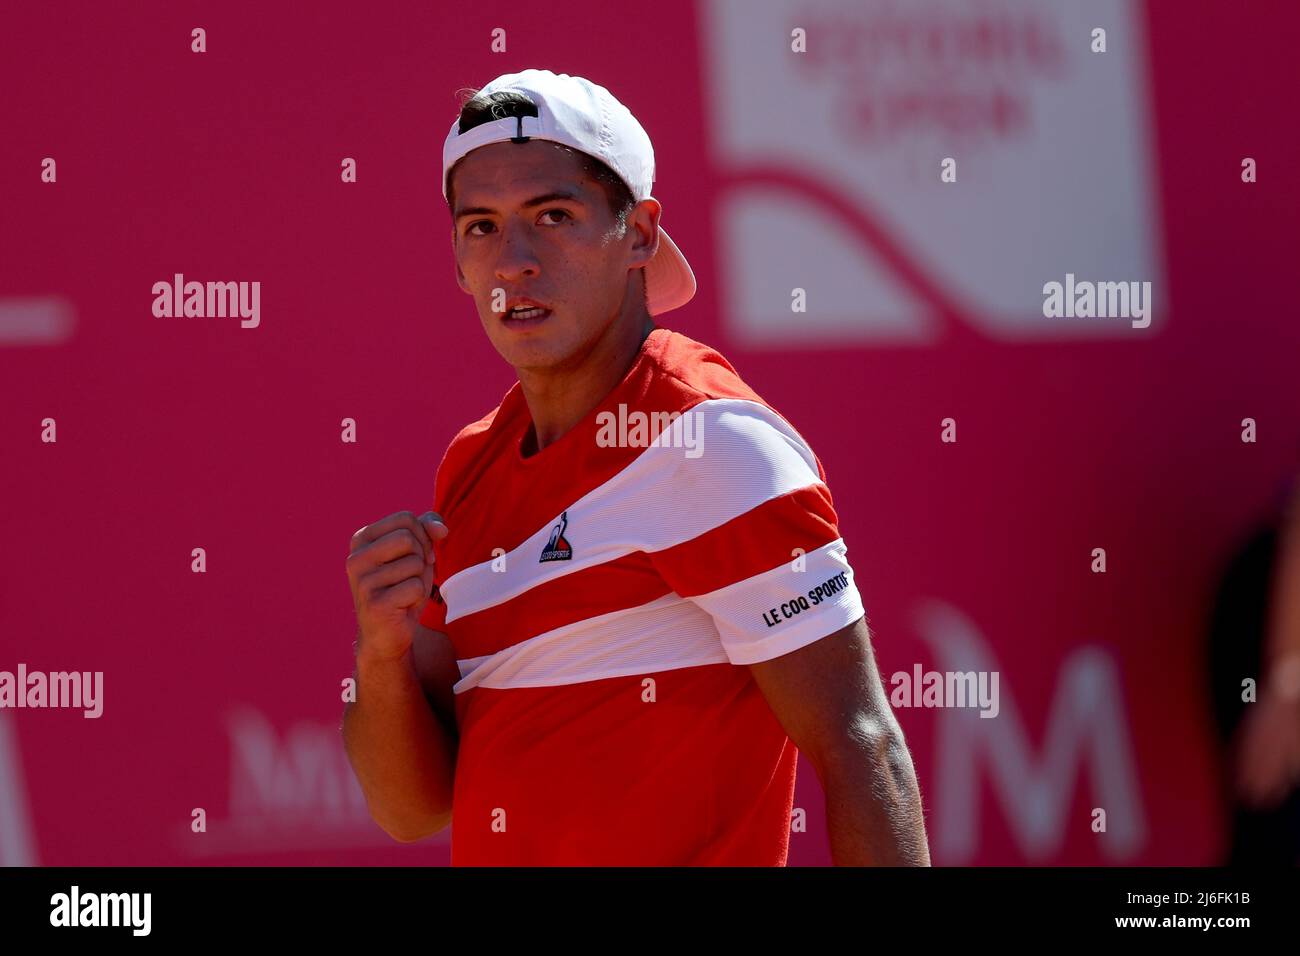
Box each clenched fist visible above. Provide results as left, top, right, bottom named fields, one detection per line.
left=347, top=510, right=449, bottom=666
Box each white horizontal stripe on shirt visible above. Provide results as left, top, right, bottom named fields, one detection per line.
left=453, top=592, right=729, bottom=693
left=452, top=539, right=866, bottom=690
left=442, top=398, right=823, bottom=625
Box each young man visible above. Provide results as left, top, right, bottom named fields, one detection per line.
left=343, top=69, right=930, bottom=866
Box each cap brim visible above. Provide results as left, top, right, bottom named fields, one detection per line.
left=644, top=226, right=696, bottom=316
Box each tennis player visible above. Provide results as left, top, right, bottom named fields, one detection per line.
left=343, top=69, right=929, bottom=866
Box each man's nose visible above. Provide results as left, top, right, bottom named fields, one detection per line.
left=494, top=220, right=540, bottom=282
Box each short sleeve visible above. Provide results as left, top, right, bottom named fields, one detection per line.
left=644, top=401, right=866, bottom=665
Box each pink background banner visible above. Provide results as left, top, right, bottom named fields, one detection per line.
left=1, top=0, right=1298, bottom=865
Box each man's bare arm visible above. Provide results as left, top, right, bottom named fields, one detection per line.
left=341, top=510, right=458, bottom=843
left=749, top=615, right=931, bottom=865
left=342, top=625, right=459, bottom=842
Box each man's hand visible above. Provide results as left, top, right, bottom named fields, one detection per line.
left=346, top=510, right=449, bottom=665
left=342, top=510, right=457, bottom=842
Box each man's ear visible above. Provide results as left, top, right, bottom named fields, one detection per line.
left=454, top=257, right=471, bottom=295
left=628, top=198, right=662, bottom=270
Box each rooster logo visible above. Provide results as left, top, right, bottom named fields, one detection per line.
left=539, top=511, right=573, bottom=562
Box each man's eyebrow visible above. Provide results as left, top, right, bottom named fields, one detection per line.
left=454, top=190, right=586, bottom=221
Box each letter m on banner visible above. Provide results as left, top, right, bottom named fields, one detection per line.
left=915, top=601, right=1147, bottom=862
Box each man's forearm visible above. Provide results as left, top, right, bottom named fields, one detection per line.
left=819, top=729, right=931, bottom=866
left=342, top=648, right=458, bottom=842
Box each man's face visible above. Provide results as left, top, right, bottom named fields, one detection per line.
left=449, top=140, right=655, bottom=373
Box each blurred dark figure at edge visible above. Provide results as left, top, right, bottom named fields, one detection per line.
left=1208, top=444, right=1300, bottom=865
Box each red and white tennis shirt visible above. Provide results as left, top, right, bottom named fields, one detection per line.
left=419, top=327, right=865, bottom=865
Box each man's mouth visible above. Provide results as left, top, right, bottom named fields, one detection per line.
left=503, top=305, right=552, bottom=328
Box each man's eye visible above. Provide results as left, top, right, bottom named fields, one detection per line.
left=465, top=211, right=568, bottom=236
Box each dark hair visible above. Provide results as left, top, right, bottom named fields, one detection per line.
left=445, top=87, right=637, bottom=227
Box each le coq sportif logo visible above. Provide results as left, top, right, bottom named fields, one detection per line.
left=539, top=512, right=573, bottom=563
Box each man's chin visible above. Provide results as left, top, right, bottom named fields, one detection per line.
left=485, top=315, right=611, bottom=375
left=492, top=335, right=568, bottom=374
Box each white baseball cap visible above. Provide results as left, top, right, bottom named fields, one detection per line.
left=442, top=69, right=697, bottom=317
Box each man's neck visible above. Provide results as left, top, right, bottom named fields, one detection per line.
left=518, top=310, right=657, bottom=456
